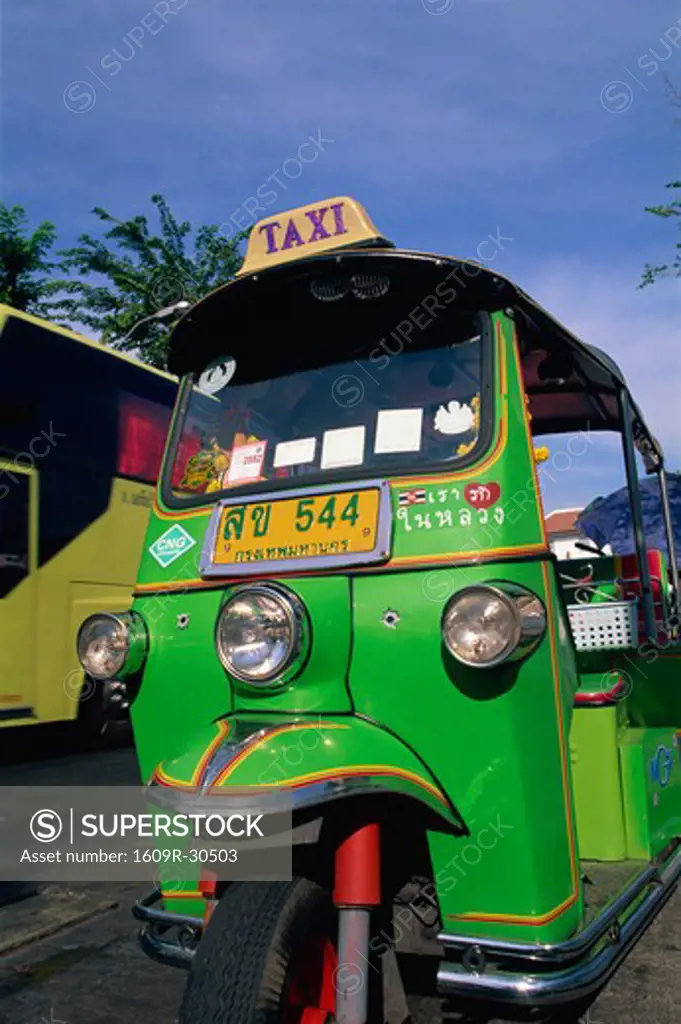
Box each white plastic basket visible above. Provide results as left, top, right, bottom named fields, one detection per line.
left=567, top=600, right=638, bottom=652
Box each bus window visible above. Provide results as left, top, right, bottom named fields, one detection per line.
left=0, top=474, right=30, bottom=599
left=117, top=393, right=172, bottom=484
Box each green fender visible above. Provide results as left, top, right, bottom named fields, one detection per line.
left=151, top=714, right=459, bottom=830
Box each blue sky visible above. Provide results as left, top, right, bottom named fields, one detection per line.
left=3, top=0, right=680, bottom=509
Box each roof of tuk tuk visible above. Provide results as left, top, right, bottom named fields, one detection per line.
left=167, top=199, right=662, bottom=467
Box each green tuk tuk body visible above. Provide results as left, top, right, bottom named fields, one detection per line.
left=77, top=197, right=681, bottom=1021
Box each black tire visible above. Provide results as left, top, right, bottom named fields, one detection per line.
left=179, top=878, right=337, bottom=1024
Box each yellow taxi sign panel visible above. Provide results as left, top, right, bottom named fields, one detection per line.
left=238, top=196, right=390, bottom=275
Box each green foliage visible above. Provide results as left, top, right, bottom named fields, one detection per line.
left=640, top=179, right=681, bottom=288
left=0, top=204, right=57, bottom=312
left=640, top=83, right=681, bottom=289
left=48, top=194, right=246, bottom=368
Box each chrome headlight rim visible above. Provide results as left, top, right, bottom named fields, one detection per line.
left=442, top=582, right=546, bottom=669
left=76, top=611, right=148, bottom=682
left=215, top=584, right=310, bottom=686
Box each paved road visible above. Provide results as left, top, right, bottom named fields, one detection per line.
left=0, top=736, right=679, bottom=1023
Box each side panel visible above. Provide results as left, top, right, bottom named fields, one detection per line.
left=34, top=478, right=156, bottom=725
left=0, top=464, right=37, bottom=719
left=569, top=706, right=628, bottom=861
left=1, top=477, right=156, bottom=726
left=620, top=727, right=681, bottom=859
left=349, top=560, right=582, bottom=944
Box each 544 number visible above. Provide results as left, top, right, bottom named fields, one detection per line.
left=295, top=493, right=359, bottom=532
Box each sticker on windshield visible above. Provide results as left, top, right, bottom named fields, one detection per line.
left=374, top=409, right=423, bottom=454
left=148, top=524, right=197, bottom=568
left=434, top=400, right=474, bottom=435
left=227, top=440, right=268, bottom=484
left=321, top=426, right=365, bottom=470
left=274, top=437, right=317, bottom=468
left=197, top=357, right=236, bottom=395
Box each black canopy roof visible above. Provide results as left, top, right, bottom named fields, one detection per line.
left=167, top=248, right=663, bottom=468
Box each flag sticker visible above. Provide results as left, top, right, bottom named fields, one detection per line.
left=398, top=489, right=426, bottom=507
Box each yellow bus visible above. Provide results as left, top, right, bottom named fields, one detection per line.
left=0, top=305, right=176, bottom=738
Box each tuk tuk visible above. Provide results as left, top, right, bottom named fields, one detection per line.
left=76, top=197, right=681, bottom=1023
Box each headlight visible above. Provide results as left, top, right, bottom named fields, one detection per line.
left=216, top=585, right=309, bottom=685
left=77, top=612, right=148, bottom=681
left=442, top=583, right=546, bottom=668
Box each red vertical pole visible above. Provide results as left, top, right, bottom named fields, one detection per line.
left=333, top=823, right=381, bottom=1024
left=333, top=822, right=381, bottom=908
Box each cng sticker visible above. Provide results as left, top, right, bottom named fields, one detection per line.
left=148, top=524, right=196, bottom=568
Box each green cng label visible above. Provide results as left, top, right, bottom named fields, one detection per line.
left=149, top=524, right=196, bottom=568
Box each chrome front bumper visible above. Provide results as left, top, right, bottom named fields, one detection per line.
left=134, top=840, right=681, bottom=1012
left=437, top=839, right=681, bottom=1008
left=133, top=889, right=202, bottom=970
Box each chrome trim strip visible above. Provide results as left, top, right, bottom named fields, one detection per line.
left=199, top=478, right=393, bottom=577
left=149, top=772, right=452, bottom=822
left=437, top=843, right=681, bottom=1007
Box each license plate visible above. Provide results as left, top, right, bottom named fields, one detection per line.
left=205, top=483, right=390, bottom=575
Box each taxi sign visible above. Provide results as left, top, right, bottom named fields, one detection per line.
left=238, top=196, right=392, bottom=275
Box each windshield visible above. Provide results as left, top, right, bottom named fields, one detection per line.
left=165, top=312, right=488, bottom=504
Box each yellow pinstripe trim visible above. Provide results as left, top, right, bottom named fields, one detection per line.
left=154, top=763, right=194, bottom=788
left=283, top=764, right=449, bottom=806
left=135, top=576, right=224, bottom=594
left=153, top=497, right=212, bottom=521
left=155, top=761, right=447, bottom=806
left=153, top=723, right=350, bottom=789
left=389, top=543, right=548, bottom=568
left=449, top=889, right=579, bottom=926
left=191, top=719, right=231, bottom=786
left=151, top=720, right=232, bottom=788
left=153, top=724, right=448, bottom=808
left=510, top=323, right=549, bottom=548
left=212, top=722, right=351, bottom=785
left=133, top=543, right=551, bottom=596
left=542, top=560, right=580, bottom=895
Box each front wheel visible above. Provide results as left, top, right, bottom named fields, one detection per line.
left=179, top=878, right=338, bottom=1024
